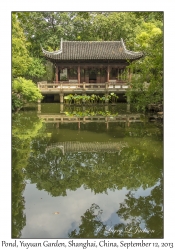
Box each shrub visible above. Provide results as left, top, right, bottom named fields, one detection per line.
left=12, top=77, right=43, bottom=111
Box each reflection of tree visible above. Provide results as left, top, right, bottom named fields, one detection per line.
left=12, top=112, right=45, bottom=238
left=12, top=137, right=27, bottom=238
left=115, top=179, right=163, bottom=238
left=69, top=203, right=106, bottom=238
left=68, top=180, right=163, bottom=238
left=124, top=122, right=163, bottom=141
left=26, top=133, right=162, bottom=196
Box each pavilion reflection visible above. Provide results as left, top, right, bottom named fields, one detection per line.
left=46, top=141, right=128, bottom=155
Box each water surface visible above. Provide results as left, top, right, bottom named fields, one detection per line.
left=12, top=103, right=163, bottom=238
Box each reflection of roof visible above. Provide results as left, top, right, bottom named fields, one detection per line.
left=42, top=38, right=143, bottom=61
left=46, top=141, right=128, bottom=154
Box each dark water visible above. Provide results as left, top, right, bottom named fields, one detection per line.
left=12, top=103, right=163, bottom=239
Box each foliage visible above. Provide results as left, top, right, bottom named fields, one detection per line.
left=25, top=131, right=162, bottom=196
left=12, top=113, right=45, bottom=238
left=45, top=61, right=55, bottom=81
left=12, top=106, right=163, bottom=237
left=91, top=12, right=141, bottom=47
left=12, top=113, right=45, bottom=140
left=12, top=13, right=32, bottom=78
left=69, top=203, right=106, bottom=238
left=14, top=11, right=163, bottom=109
left=16, top=12, right=75, bottom=56
left=63, top=93, right=119, bottom=105
left=12, top=13, right=46, bottom=80
left=12, top=13, right=46, bottom=112
left=12, top=92, right=24, bottom=112
left=12, top=149, right=26, bottom=238
left=16, top=12, right=143, bottom=53
left=126, top=20, right=163, bottom=111
left=64, top=110, right=117, bottom=117
left=12, top=77, right=43, bottom=111
left=68, top=178, right=163, bottom=238
left=60, top=75, right=68, bottom=81
left=26, top=57, right=46, bottom=82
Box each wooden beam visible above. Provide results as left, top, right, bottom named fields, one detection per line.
left=55, top=62, right=127, bottom=68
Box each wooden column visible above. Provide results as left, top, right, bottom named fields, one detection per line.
left=60, top=104, right=64, bottom=112
left=78, top=65, right=80, bottom=84
left=107, top=65, right=110, bottom=82
left=59, top=93, right=64, bottom=104
left=55, top=64, right=58, bottom=83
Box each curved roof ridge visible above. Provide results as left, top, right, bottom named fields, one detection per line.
left=125, top=49, right=143, bottom=55
left=42, top=38, right=143, bottom=61
left=64, top=40, right=121, bottom=42
left=41, top=38, right=63, bottom=55
left=41, top=47, right=62, bottom=55
left=121, top=38, right=143, bottom=56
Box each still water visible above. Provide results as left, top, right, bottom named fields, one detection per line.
left=12, top=103, right=163, bottom=238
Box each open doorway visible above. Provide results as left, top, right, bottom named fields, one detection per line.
left=89, top=71, right=96, bottom=83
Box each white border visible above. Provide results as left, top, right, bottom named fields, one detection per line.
left=1, top=0, right=175, bottom=246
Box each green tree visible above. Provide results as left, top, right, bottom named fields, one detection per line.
left=92, top=12, right=141, bottom=47
left=16, top=11, right=143, bottom=54
left=12, top=77, right=43, bottom=111
left=26, top=57, right=46, bottom=82
left=16, top=12, right=75, bottom=56
left=12, top=13, right=32, bottom=78
left=14, top=11, right=163, bottom=111
left=126, top=20, right=163, bottom=111
left=12, top=13, right=45, bottom=111
left=12, top=13, right=46, bottom=81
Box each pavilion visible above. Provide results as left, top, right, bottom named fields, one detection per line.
left=41, top=38, right=143, bottom=84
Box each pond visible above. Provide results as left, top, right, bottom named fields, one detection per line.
left=12, top=103, right=163, bottom=239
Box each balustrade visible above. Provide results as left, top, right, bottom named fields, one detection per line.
left=37, top=81, right=129, bottom=92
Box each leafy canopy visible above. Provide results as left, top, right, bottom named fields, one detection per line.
left=12, top=13, right=32, bottom=78
left=13, top=77, right=43, bottom=102
left=12, top=13, right=46, bottom=81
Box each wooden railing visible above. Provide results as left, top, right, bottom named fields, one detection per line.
left=37, top=81, right=129, bottom=92
left=38, top=114, right=144, bottom=123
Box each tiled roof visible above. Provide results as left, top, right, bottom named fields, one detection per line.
left=42, top=39, right=143, bottom=61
